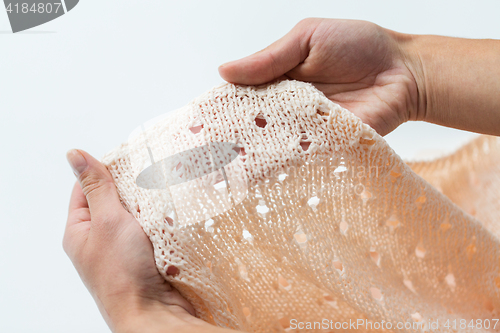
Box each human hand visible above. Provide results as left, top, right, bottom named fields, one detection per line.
left=64, top=149, right=239, bottom=333
left=219, top=18, right=422, bottom=136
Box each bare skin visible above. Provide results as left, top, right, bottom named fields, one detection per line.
left=219, top=18, right=500, bottom=136
left=64, top=18, right=500, bottom=333
left=64, top=149, right=239, bottom=333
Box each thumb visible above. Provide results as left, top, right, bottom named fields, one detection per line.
left=66, top=149, right=124, bottom=220
left=218, top=19, right=314, bottom=85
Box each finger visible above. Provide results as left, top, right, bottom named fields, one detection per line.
left=66, top=149, right=125, bottom=221
left=218, top=19, right=315, bottom=85
left=69, top=181, right=88, bottom=212
left=64, top=181, right=91, bottom=257
left=67, top=181, right=90, bottom=226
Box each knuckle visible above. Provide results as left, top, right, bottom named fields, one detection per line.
left=70, top=207, right=88, bottom=223
left=80, top=172, right=115, bottom=199
left=296, top=17, right=317, bottom=29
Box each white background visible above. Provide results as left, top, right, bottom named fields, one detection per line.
left=1, top=1, right=499, bottom=332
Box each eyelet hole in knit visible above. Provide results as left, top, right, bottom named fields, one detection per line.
left=386, top=214, right=400, bottom=229
left=205, top=219, right=214, bottom=233
left=360, top=190, right=372, bottom=202
left=294, top=231, right=307, bottom=244
left=214, top=178, right=227, bottom=192
left=242, top=307, right=251, bottom=318
left=370, top=287, right=383, bottom=301
left=316, top=108, right=329, bottom=122
left=189, top=124, right=204, bottom=134
left=411, top=312, right=422, bottom=322
left=415, top=244, right=426, bottom=258
left=166, top=265, right=180, bottom=276
left=484, top=299, right=494, bottom=312
left=254, top=114, right=267, bottom=128
left=445, top=273, right=456, bottom=291
left=334, top=158, right=347, bottom=173
left=239, top=263, right=249, bottom=280
left=340, top=220, right=349, bottom=235
left=278, top=274, right=291, bottom=290
left=174, top=162, right=184, bottom=179
left=333, top=259, right=344, bottom=273
left=300, top=141, right=311, bottom=151
left=278, top=317, right=290, bottom=329
left=370, top=249, right=381, bottom=266
left=232, top=146, right=246, bottom=156
left=242, top=229, right=253, bottom=241
left=359, top=137, right=376, bottom=145
left=403, top=279, right=417, bottom=293
left=439, top=222, right=451, bottom=232
left=165, top=216, right=174, bottom=227
left=307, top=195, right=320, bottom=209
left=256, top=202, right=270, bottom=215
left=205, top=261, right=213, bottom=273
left=416, top=195, right=427, bottom=208
left=323, top=294, right=338, bottom=310
left=233, top=146, right=247, bottom=157
left=299, top=128, right=311, bottom=152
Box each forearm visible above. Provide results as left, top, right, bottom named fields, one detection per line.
left=400, top=34, right=500, bottom=135
left=106, top=295, right=241, bottom=333
left=117, top=313, right=241, bottom=333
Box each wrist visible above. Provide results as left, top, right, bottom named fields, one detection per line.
left=112, top=303, right=175, bottom=333
left=394, top=34, right=500, bottom=135
left=94, top=292, right=178, bottom=333
left=391, top=31, right=429, bottom=123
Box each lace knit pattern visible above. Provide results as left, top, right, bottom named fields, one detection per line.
left=102, top=80, right=500, bottom=333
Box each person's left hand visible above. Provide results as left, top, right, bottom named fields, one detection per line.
left=64, top=149, right=238, bottom=333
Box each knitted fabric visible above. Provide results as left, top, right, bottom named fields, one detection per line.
left=101, top=80, right=500, bottom=333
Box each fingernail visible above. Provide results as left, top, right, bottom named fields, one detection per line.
left=66, top=149, right=88, bottom=176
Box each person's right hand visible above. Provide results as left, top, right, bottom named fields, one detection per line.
left=220, top=18, right=500, bottom=137
left=219, top=18, right=422, bottom=136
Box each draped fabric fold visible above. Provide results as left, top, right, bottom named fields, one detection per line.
left=102, top=80, right=500, bottom=333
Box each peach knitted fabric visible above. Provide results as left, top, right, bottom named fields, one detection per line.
left=101, top=80, right=500, bottom=333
